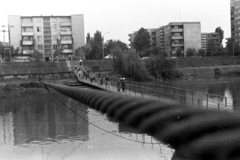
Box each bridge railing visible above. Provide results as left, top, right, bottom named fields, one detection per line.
left=126, top=81, right=240, bottom=111
left=79, top=75, right=240, bottom=112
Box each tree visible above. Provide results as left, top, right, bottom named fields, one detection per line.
left=75, top=46, right=86, bottom=59
left=104, top=39, right=128, bottom=56
left=86, top=33, right=91, bottom=44
left=111, top=47, right=152, bottom=81
left=32, top=49, right=43, bottom=62
left=226, top=38, right=240, bottom=56
left=145, top=55, right=182, bottom=80
left=186, top=48, right=196, bottom=57
left=83, top=31, right=103, bottom=59
left=133, top=28, right=151, bottom=56
left=175, top=47, right=183, bottom=57
left=206, top=38, right=222, bottom=56
left=215, top=27, right=224, bottom=44
left=197, top=49, right=206, bottom=57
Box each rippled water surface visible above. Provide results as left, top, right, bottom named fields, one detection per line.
left=0, top=88, right=173, bottom=160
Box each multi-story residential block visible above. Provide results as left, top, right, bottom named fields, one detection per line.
left=201, top=32, right=221, bottom=52
left=129, top=22, right=201, bottom=57
left=8, top=15, right=85, bottom=61
left=128, top=31, right=137, bottom=48
left=231, top=0, right=240, bottom=43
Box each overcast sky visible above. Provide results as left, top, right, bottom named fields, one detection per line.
left=0, top=0, right=230, bottom=46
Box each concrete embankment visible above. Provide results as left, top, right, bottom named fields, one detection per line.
left=176, top=65, right=240, bottom=77
left=0, top=60, right=113, bottom=81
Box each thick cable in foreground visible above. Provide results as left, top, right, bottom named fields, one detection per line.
left=41, top=81, right=240, bottom=160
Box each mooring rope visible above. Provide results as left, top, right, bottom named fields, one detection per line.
left=40, top=80, right=240, bottom=160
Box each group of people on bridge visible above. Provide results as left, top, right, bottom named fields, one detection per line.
left=75, top=59, right=126, bottom=92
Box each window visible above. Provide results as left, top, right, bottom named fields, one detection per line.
left=52, top=18, right=57, bottom=23
left=44, top=44, right=51, bottom=49
left=63, top=44, right=69, bottom=49
left=23, top=37, right=32, bottom=41
left=23, top=46, right=33, bottom=51
left=52, top=35, right=58, bottom=41
left=60, top=17, right=71, bottom=23
left=37, top=36, right=42, bottom=42
left=61, top=27, right=71, bottom=32
left=22, top=27, right=33, bottom=32
left=52, top=26, right=57, bottom=32
left=53, top=45, right=58, bottom=49
left=37, top=27, right=42, bottom=33
left=22, top=18, right=32, bottom=24
left=38, top=45, right=43, bottom=50
left=36, top=18, right=42, bottom=23
left=61, top=36, right=71, bottom=40
left=62, top=44, right=72, bottom=49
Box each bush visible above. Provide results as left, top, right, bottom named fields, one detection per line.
left=186, top=48, right=197, bottom=57
left=112, top=47, right=153, bottom=81
left=32, top=50, right=43, bottom=62
left=145, top=55, right=182, bottom=80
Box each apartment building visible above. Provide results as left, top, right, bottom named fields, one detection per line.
left=201, top=32, right=221, bottom=52
left=8, top=15, right=85, bottom=61
left=231, top=0, right=240, bottom=43
left=129, top=22, right=201, bottom=57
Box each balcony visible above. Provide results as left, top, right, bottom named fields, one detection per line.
left=172, top=43, right=184, bottom=47
left=23, top=50, right=33, bottom=54
left=172, top=36, right=183, bottom=40
left=171, top=28, right=183, bottom=32
left=61, top=31, right=72, bottom=35
left=21, top=23, right=33, bottom=27
left=62, top=49, right=73, bottom=53
left=61, top=40, right=72, bottom=44
left=22, top=41, right=33, bottom=45
left=22, top=32, right=33, bottom=36
left=60, top=22, right=71, bottom=26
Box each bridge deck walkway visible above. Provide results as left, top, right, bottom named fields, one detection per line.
left=75, top=72, right=178, bottom=105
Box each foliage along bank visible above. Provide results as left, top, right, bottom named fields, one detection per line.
left=111, top=47, right=182, bottom=82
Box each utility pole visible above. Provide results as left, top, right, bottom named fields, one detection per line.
left=0, top=30, right=6, bottom=42
left=102, top=32, right=110, bottom=59
left=233, top=38, right=235, bottom=56
left=1, top=25, right=14, bottom=46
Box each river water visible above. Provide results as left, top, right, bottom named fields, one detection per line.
left=2, top=76, right=240, bottom=160
left=157, top=76, right=240, bottom=111
left=0, top=85, right=173, bottom=160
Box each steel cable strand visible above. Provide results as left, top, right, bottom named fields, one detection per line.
left=156, top=112, right=240, bottom=147
left=124, top=103, right=182, bottom=129
left=139, top=108, right=213, bottom=145
left=98, top=96, right=132, bottom=114
left=156, top=111, right=240, bottom=148
left=152, top=111, right=240, bottom=159
left=114, top=100, right=166, bottom=122
left=109, top=100, right=159, bottom=122
left=138, top=106, right=202, bottom=136
left=52, top=92, right=104, bottom=116
left=177, top=128, right=240, bottom=160
left=50, top=91, right=161, bottom=145
left=51, top=84, right=163, bottom=145
left=41, top=82, right=240, bottom=159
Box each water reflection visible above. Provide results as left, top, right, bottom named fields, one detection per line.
left=0, top=89, right=173, bottom=160
left=162, top=77, right=240, bottom=111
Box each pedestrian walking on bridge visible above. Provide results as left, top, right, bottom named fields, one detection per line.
left=117, top=76, right=121, bottom=92
left=120, top=77, right=126, bottom=92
